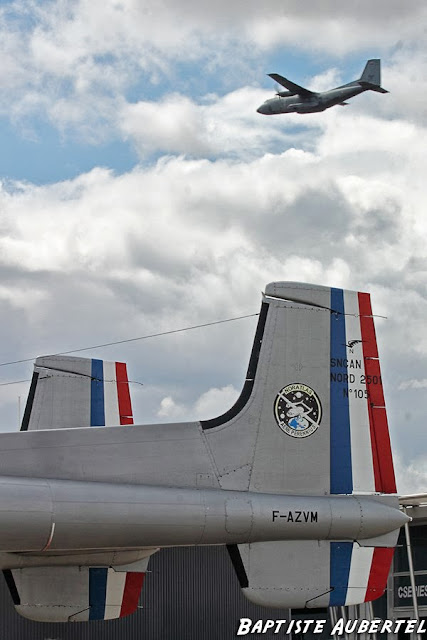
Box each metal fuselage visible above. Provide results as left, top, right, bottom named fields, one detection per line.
left=0, top=475, right=408, bottom=558
left=257, top=83, right=365, bottom=115
left=0, top=417, right=408, bottom=565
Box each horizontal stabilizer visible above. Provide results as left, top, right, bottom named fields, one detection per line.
left=268, top=73, right=315, bottom=97
left=358, top=81, right=389, bottom=94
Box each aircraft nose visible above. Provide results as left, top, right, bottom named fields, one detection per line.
left=257, top=104, right=270, bottom=115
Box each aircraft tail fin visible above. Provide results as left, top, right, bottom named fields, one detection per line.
left=207, top=282, right=398, bottom=609
left=21, top=355, right=134, bottom=431
left=359, top=59, right=389, bottom=93
left=202, top=282, right=396, bottom=497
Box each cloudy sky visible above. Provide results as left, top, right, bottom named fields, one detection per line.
left=0, top=0, right=426, bottom=493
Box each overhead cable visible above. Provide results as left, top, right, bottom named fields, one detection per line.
left=0, top=312, right=259, bottom=369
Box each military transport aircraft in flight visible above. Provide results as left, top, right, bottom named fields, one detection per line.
left=257, top=59, right=388, bottom=115
left=0, top=282, right=409, bottom=622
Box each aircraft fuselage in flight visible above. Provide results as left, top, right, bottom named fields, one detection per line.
left=258, top=85, right=366, bottom=114
left=257, top=59, right=388, bottom=115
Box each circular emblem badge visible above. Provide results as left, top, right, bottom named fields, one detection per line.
left=274, top=383, right=322, bottom=438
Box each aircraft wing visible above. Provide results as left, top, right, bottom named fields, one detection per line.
left=268, top=73, right=316, bottom=97
left=4, top=564, right=148, bottom=622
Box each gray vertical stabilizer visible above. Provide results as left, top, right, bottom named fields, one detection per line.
left=360, top=59, right=381, bottom=85
left=20, top=355, right=134, bottom=430
left=201, top=281, right=397, bottom=609
left=201, top=282, right=332, bottom=495
left=358, top=59, right=388, bottom=93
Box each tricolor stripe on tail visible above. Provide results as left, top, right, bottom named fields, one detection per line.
left=330, top=542, right=394, bottom=606
left=90, top=359, right=133, bottom=426
left=89, top=568, right=145, bottom=620
left=330, top=288, right=396, bottom=494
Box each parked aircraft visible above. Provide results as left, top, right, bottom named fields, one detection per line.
left=0, top=282, right=408, bottom=622
left=257, top=59, right=388, bottom=115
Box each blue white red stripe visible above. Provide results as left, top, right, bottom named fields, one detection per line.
left=329, top=542, right=394, bottom=605
left=88, top=568, right=146, bottom=620
left=90, top=360, right=134, bottom=427
left=329, top=288, right=395, bottom=495
left=328, top=288, right=396, bottom=606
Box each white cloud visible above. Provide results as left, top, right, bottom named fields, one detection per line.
left=157, top=395, right=185, bottom=419
left=0, top=1, right=426, bottom=137
left=194, top=385, right=239, bottom=419
left=0, top=103, right=424, bottom=337
left=306, top=68, right=343, bottom=93
left=157, top=385, right=239, bottom=421
left=394, top=455, right=427, bottom=495
left=0, top=122, right=424, bottom=450
left=398, top=379, right=427, bottom=391
left=120, top=87, right=293, bottom=159
left=121, top=94, right=212, bottom=157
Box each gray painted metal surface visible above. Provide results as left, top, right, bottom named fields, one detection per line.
left=0, top=476, right=406, bottom=554
left=257, top=59, right=388, bottom=115
left=25, top=356, right=93, bottom=430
